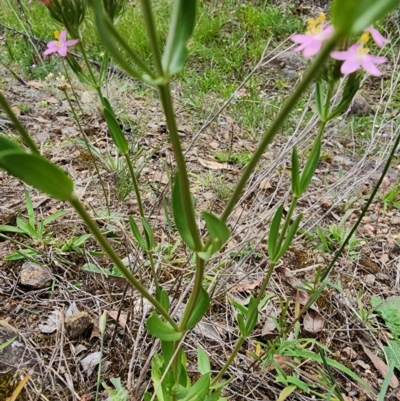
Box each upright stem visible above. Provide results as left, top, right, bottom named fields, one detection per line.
left=157, top=83, right=202, bottom=251
left=69, top=194, right=177, bottom=329
left=140, top=0, right=163, bottom=76
left=212, top=260, right=277, bottom=385
left=178, top=256, right=205, bottom=330
left=220, top=32, right=341, bottom=223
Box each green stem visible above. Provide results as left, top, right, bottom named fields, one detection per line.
left=61, top=63, right=110, bottom=213
left=212, top=260, right=277, bottom=385
left=140, top=0, right=163, bottom=76
left=178, top=256, right=205, bottom=330
left=0, top=92, right=39, bottom=154
left=276, top=196, right=298, bottom=250
left=220, top=31, right=341, bottom=223
left=125, top=155, right=145, bottom=217
left=125, top=154, right=160, bottom=289
left=157, top=83, right=202, bottom=251
left=69, top=194, right=177, bottom=329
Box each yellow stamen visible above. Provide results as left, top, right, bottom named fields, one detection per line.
left=54, top=30, right=60, bottom=40
left=316, top=13, right=326, bottom=23
left=359, top=32, right=370, bottom=44
left=358, top=47, right=369, bottom=55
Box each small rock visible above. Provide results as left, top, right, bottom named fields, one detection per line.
left=65, top=312, right=93, bottom=339
left=364, top=274, right=375, bottom=285
left=277, top=52, right=306, bottom=70
left=19, top=262, right=53, bottom=289
left=321, top=199, right=333, bottom=210
left=376, top=273, right=390, bottom=281
left=369, top=214, right=378, bottom=222
left=349, top=93, right=372, bottom=115
left=391, top=217, right=400, bottom=225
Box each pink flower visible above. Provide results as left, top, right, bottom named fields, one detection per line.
left=43, top=30, right=79, bottom=57
left=291, top=25, right=334, bottom=57
left=331, top=44, right=387, bottom=76
left=364, top=26, right=390, bottom=48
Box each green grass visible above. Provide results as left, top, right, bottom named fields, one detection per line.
left=0, top=0, right=304, bottom=135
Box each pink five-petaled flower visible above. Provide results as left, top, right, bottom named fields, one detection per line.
left=330, top=44, right=387, bottom=76
left=364, top=26, right=390, bottom=48
left=291, top=25, right=334, bottom=57
left=43, top=30, right=79, bottom=57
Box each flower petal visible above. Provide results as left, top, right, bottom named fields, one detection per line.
left=65, top=39, right=79, bottom=46
left=366, top=26, right=390, bottom=48
left=59, top=29, right=67, bottom=44
left=58, top=46, right=68, bottom=57
left=340, top=58, right=361, bottom=75
left=330, top=50, right=350, bottom=61
left=361, top=58, right=383, bottom=76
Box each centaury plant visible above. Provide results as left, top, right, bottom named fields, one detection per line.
left=0, top=0, right=399, bottom=399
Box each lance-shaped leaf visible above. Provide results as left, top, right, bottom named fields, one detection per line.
left=185, top=286, right=210, bottom=330
left=162, top=0, right=196, bottom=76
left=299, top=135, right=321, bottom=194
left=291, top=147, right=300, bottom=197
left=331, top=0, right=400, bottom=35
left=147, top=312, right=182, bottom=341
left=129, top=216, right=148, bottom=250
left=102, top=98, right=129, bottom=154
left=172, top=175, right=196, bottom=251
left=197, top=347, right=211, bottom=375
left=181, top=373, right=210, bottom=401
left=314, top=81, right=325, bottom=121
left=275, top=214, right=302, bottom=262
left=268, top=205, right=283, bottom=260
left=0, top=151, right=74, bottom=201
left=197, top=212, right=230, bottom=260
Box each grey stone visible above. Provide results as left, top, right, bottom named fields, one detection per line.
left=0, top=321, right=25, bottom=372
left=19, top=262, right=53, bottom=289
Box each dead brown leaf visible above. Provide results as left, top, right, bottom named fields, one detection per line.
left=198, top=157, right=236, bottom=171
left=303, top=309, right=324, bottom=333
left=358, top=339, right=399, bottom=389
left=106, top=310, right=128, bottom=329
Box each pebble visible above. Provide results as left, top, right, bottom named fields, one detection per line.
left=65, top=312, right=93, bottom=339
left=19, top=262, right=53, bottom=289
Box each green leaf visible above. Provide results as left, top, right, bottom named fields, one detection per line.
left=147, top=312, right=183, bottom=341
left=129, top=216, right=148, bottom=250
left=0, top=134, right=24, bottom=153
left=185, top=286, right=210, bottom=329
left=268, top=205, right=283, bottom=260
left=278, top=385, right=297, bottom=401
left=158, top=287, right=170, bottom=311
left=172, top=175, right=196, bottom=251
left=181, top=373, right=210, bottom=401
left=198, top=212, right=230, bottom=260
left=314, top=81, right=325, bottom=121
left=351, top=0, right=400, bottom=34
left=237, top=312, right=246, bottom=336
left=16, top=218, right=37, bottom=238
left=0, top=337, right=16, bottom=350
left=162, top=0, right=196, bottom=76
left=331, top=0, right=399, bottom=35
left=65, top=54, right=95, bottom=86
left=330, top=0, right=359, bottom=34
left=291, top=147, right=300, bottom=197
left=299, top=135, right=321, bottom=194
left=141, top=216, right=155, bottom=250
left=0, top=151, right=74, bottom=201
left=43, top=210, right=68, bottom=226
left=103, top=107, right=129, bottom=154
left=275, top=214, right=302, bottom=261
left=245, top=296, right=258, bottom=335
left=0, top=225, right=25, bottom=234
left=197, top=347, right=210, bottom=375
left=24, top=189, right=35, bottom=227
